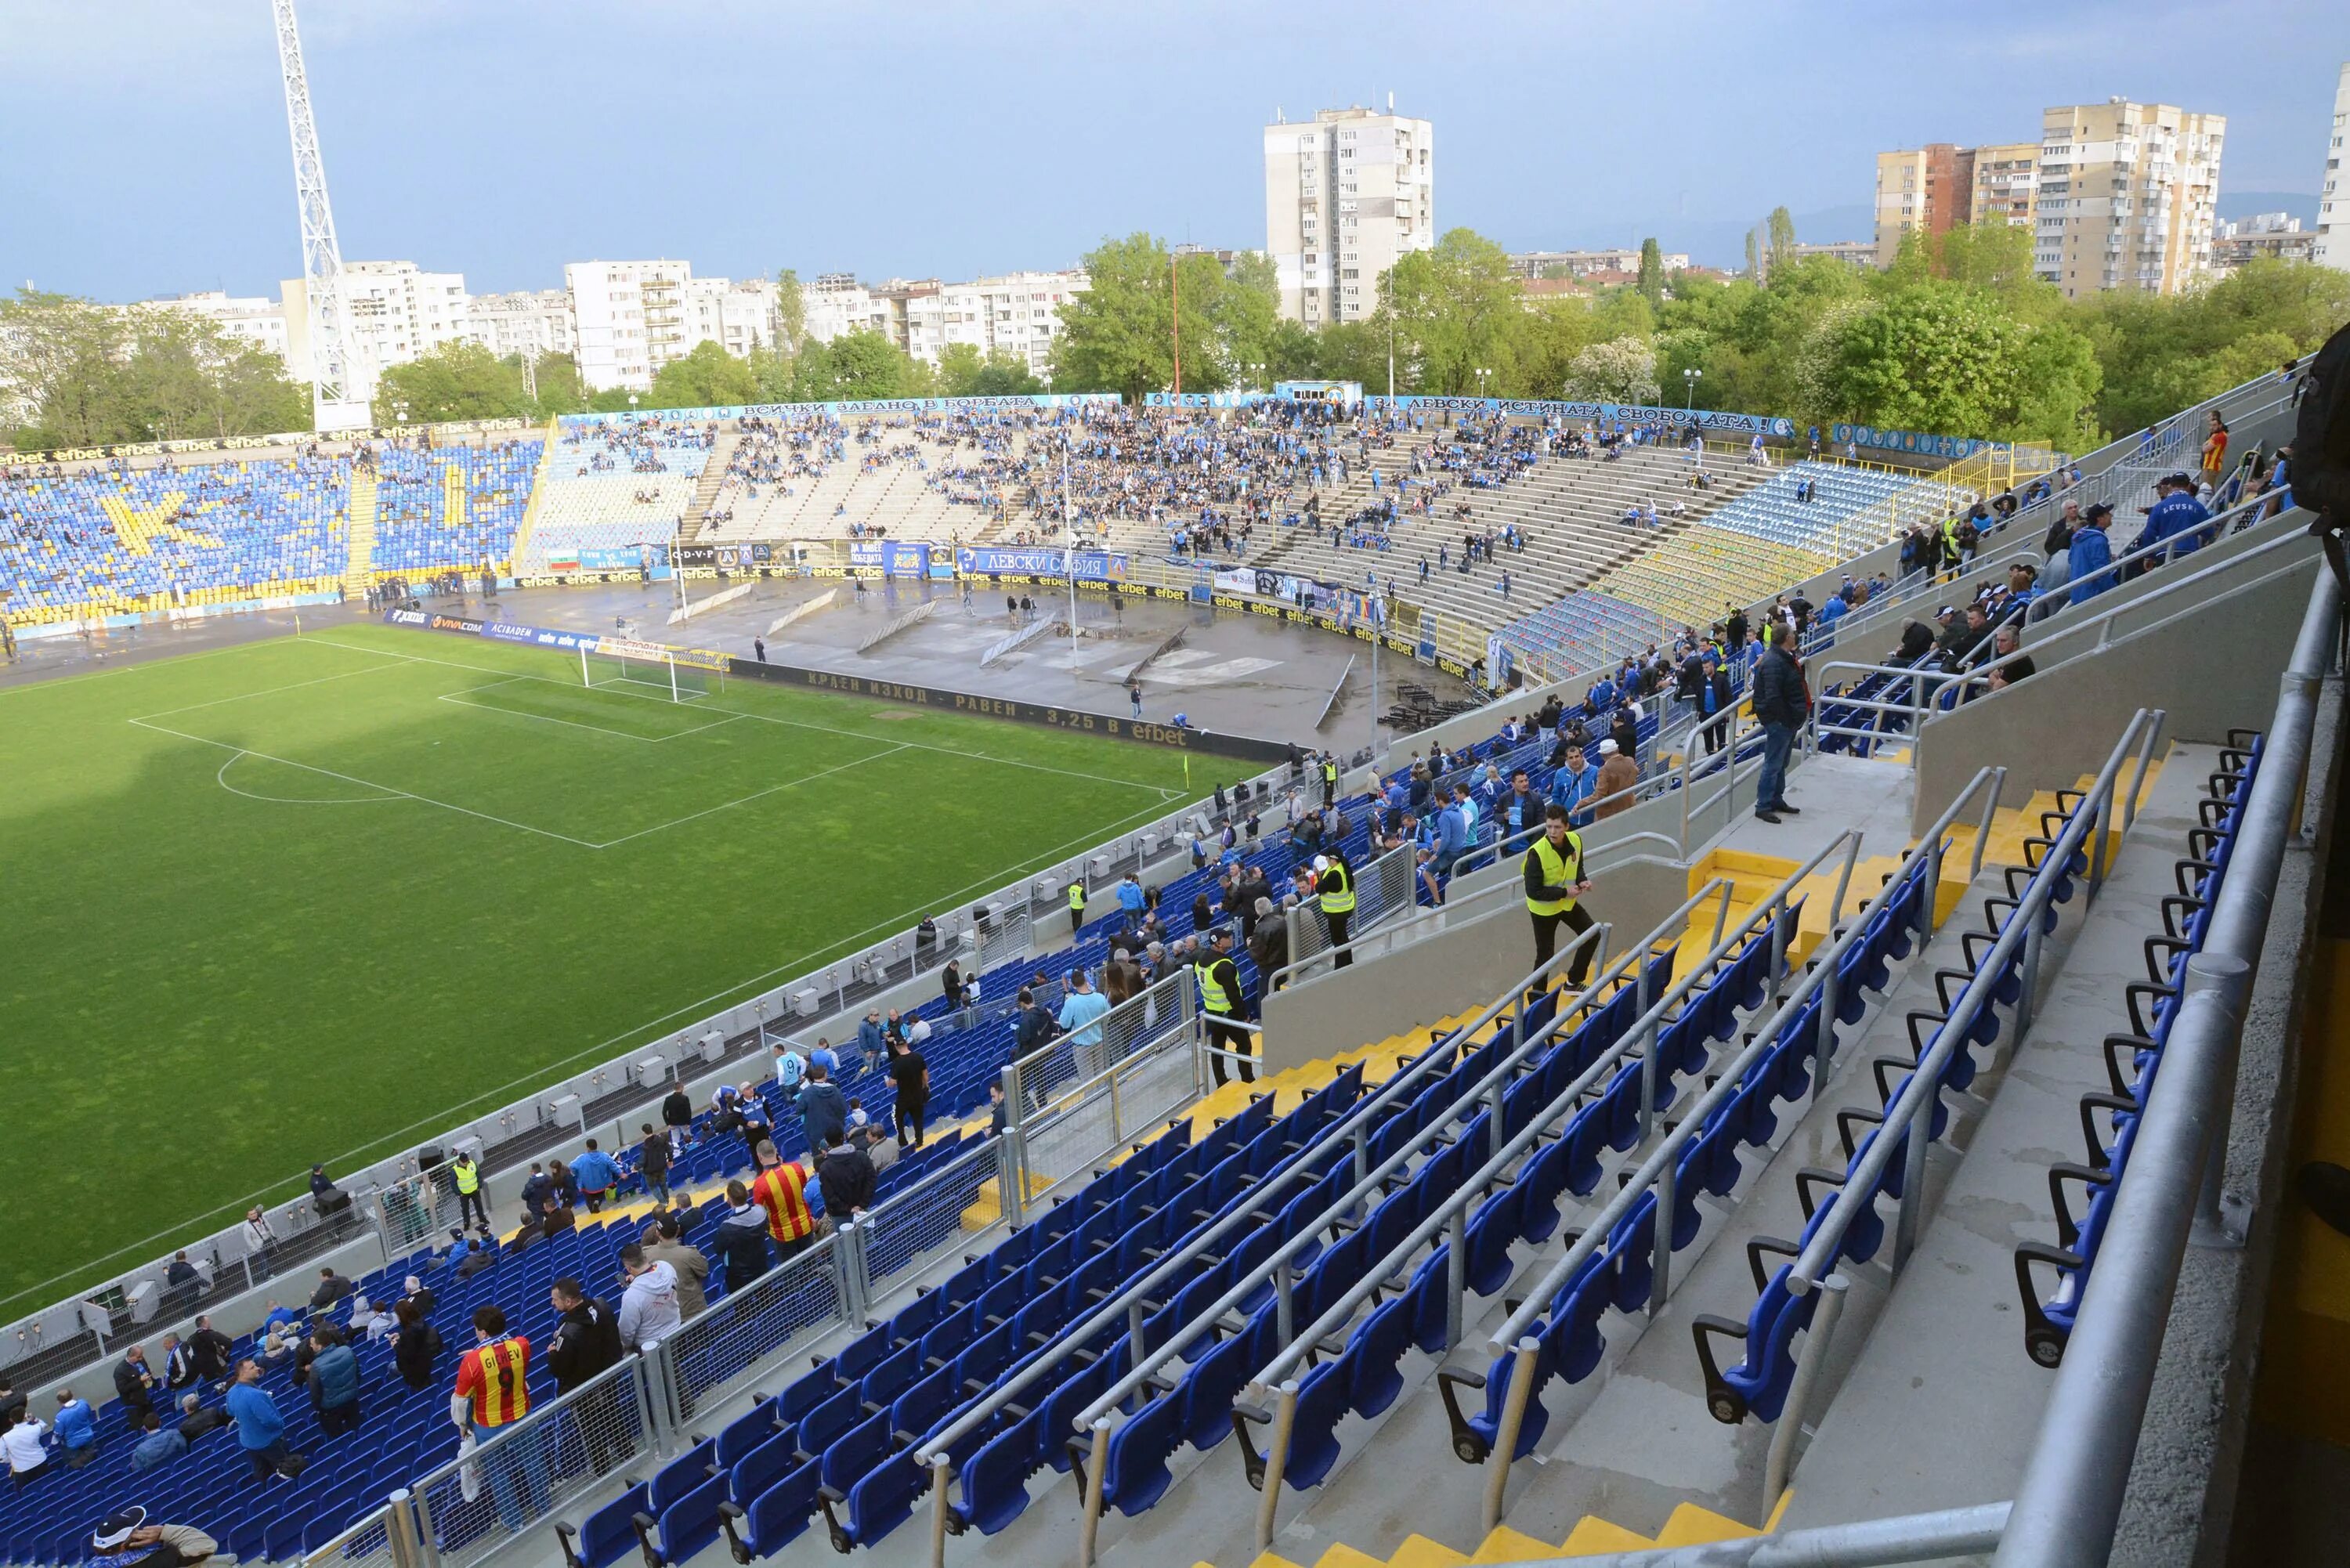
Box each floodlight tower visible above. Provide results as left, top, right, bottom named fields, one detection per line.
left=272, top=0, right=371, bottom=432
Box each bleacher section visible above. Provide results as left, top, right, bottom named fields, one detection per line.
left=1497, top=590, right=1668, bottom=678
left=0, top=457, right=352, bottom=621
left=372, top=441, right=542, bottom=576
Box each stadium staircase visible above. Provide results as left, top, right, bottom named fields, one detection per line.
left=680, top=434, right=740, bottom=545
left=506, top=422, right=559, bottom=577
left=1231, top=1494, right=1786, bottom=1566
left=341, top=463, right=378, bottom=599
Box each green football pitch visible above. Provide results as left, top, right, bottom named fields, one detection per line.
left=0, top=622, right=1200, bottom=1312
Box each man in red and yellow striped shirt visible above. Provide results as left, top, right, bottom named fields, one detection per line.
left=450, top=1306, right=551, bottom=1530
left=750, top=1140, right=816, bottom=1260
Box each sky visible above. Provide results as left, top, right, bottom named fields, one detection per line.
left=3, top=0, right=2344, bottom=303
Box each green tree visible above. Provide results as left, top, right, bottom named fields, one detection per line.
left=937, top=342, right=1043, bottom=396
left=1216, top=251, right=1283, bottom=387
left=372, top=341, right=530, bottom=425
left=773, top=268, right=808, bottom=357
left=1766, top=207, right=1797, bottom=279
left=1636, top=237, right=1665, bottom=313
left=645, top=341, right=759, bottom=410
left=525, top=352, right=588, bottom=417
left=1048, top=233, right=1232, bottom=399
left=1, top=290, right=310, bottom=450
left=1744, top=229, right=1762, bottom=283
left=1383, top=227, right=1523, bottom=395
left=792, top=330, right=933, bottom=402
left=1560, top=336, right=1662, bottom=404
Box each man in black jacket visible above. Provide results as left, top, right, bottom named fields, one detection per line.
left=545, top=1278, right=631, bottom=1471
left=815, top=1131, right=877, bottom=1230
left=1749, top=633, right=1807, bottom=824
left=185, top=1317, right=233, bottom=1388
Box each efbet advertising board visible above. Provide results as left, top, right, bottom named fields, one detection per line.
left=384, top=609, right=727, bottom=671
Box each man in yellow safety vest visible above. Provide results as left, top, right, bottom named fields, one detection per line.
left=1317, top=852, right=1357, bottom=969
left=1523, top=804, right=1596, bottom=989
left=1192, top=928, right=1252, bottom=1087
left=1067, top=879, right=1086, bottom=937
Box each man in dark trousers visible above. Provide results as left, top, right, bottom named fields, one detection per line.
left=1523, top=805, right=1596, bottom=992
left=1193, top=927, right=1253, bottom=1087
left=1749, top=628, right=1808, bottom=823
left=815, top=1131, right=877, bottom=1231
left=1317, top=851, right=1357, bottom=968
left=544, top=1277, right=630, bottom=1472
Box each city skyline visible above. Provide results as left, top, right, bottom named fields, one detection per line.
left=3, top=0, right=2343, bottom=304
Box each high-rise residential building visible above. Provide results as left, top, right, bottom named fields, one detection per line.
left=1969, top=143, right=2042, bottom=234
left=1792, top=240, right=1882, bottom=270
left=1873, top=141, right=2043, bottom=266
left=803, top=276, right=891, bottom=345
left=2316, top=63, right=2349, bottom=271
left=2034, top=99, right=2225, bottom=299
left=148, top=291, right=292, bottom=367
left=851, top=271, right=1089, bottom=378
left=282, top=261, right=468, bottom=404
left=565, top=260, right=692, bottom=392
left=683, top=276, right=779, bottom=360
left=464, top=289, right=573, bottom=363
left=1264, top=102, right=1434, bottom=325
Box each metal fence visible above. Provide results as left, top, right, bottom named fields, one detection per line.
left=1283, top=840, right=1419, bottom=979
left=1008, top=977, right=1202, bottom=1193
left=401, top=1353, right=656, bottom=1568
left=666, top=1233, right=848, bottom=1418
left=859, top=1138, right=1003, bottom=1291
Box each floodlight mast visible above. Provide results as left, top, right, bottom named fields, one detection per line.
left=273, top=0, right=371, bottom=433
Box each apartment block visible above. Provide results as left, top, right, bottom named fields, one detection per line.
left=565, top=259, right=692, bottom=392
left=1507, top=247, right=1690, bottom=280
left=1969, top=142, right=2042, bottom=232
left=148, top=291, right=292, bottom=367
left=2034, top=99, right=2225, bottom=298
left=684, top=276, right=779, bottom=360
left=2316, top=62, right=2348, bottom=271
left=463, top=289, right=574, bottom=363
left=282, top=260, right=468, bottom=404
left=1264, top=103, right=1434, bottom=325
left=2212, top=213, right=2319, bottom=275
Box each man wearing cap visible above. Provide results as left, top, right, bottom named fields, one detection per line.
left=89, top=1508, right=215, bottom=1567
left=1193, top=928, right=1253, bottom=1086
left=2069, top=504, right=2117, bottom=605
left=2142, top=474, right=2214, bottom=565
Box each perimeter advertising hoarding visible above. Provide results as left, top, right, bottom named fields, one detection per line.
left=726, top=661, right=1292, bottom=761
left=956, top=547, right=1131, bottom=582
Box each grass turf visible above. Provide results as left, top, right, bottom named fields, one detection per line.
left=0, top=621, right=1199, bottom=1313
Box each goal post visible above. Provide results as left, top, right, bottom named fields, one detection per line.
left=580, top=645, right=724, bottom=703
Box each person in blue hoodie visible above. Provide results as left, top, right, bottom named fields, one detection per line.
left=225, top=1360, right=298, bottom=1480
left=568, top=1139, right=619, bottom=1212
left=52, top=1390, right=97, bottom=1469
left=2068, top=504, right=2117, bottom=607
left=2145, top=474, right=2215, bottom=563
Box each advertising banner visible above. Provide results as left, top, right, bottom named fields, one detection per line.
left=956, top=547, right=1130, bottom=582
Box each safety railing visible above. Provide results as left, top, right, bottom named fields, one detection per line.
left=1000, top=970, right=1198, bottom=1163
left=304, top=1501, right=396, bottom=1568
left=1003, top=981, right=1202, bottom=1197
left=1473, top=763, right=2012, bottom=1533
left=665, top=1225, right=851, bottom=1418
left=1227, top=816, right=1937, bottom=1552
left=1282, top=838, right=1426, bottom=981
left=856, top=1133, right=1003, bottom=1295
left=1812, top=501, right=2310, bottom=757
left=1995, top=572, right=2337, bottom=1567
left=909, top=904, right=1627, bottom=1550
left=1804, top=381, right=2305, bottom=656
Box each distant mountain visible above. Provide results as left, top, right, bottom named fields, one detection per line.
left=2218, top=191, right=2319, bottom=225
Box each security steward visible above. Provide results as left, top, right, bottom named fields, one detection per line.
left=1193, top=927, right=1253, bottom=1088
left=1524, top=804, right=1596, bottom=990
left=1318, top=851, right=1358, bottom=969
left=1321, top=753, right=1340, bottom=807
left=1068, top=877, right=1087, bottom=937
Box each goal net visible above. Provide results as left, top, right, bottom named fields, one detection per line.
left=580, top=646, right=721, bottom=703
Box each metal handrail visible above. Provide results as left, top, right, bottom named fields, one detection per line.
left=1995, top=572, right=2337, bottom=1568
left=1250, top=833, right=1863, bottom=1400
left=1479, top=1500, right=2009, bottom=1568
left=1813, top=508, right=2312, bottom=746
left=1065, top=912, right=1641, bottom=1438
left=1269, top=830, right=1684, bottom=992
left=910, top=878, right=1625, bottom=1476
left=1788, top=712, right=2160, bottom=1292
left=1808, top=384, right=2305, bottom=653
left=1473, top=764, right=2009, bottom=1531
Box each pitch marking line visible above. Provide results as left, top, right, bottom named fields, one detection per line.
left=131, top=717, right=605, bottom=848
left=590, top=742, right=913, bottom=848
left=301, top=634, right=1189, bottom=800
left=127, top=654, right=405, bottom=722
left=439, top=677, right=750, bottom=743
left=215, top=752, right=400, bottom=806
left=0, top=789, right=1182, bottom=1313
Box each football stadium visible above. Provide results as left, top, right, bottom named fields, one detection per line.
left=8, top=8, right=2350, bottom=1568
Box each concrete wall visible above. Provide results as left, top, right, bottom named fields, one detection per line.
left=1914, top=549, right=2319, bottom=829
left=1258, top=854, right=1692, bottom=1075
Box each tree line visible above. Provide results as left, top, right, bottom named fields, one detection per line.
left=7, top=226, right=2345, bottom=454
